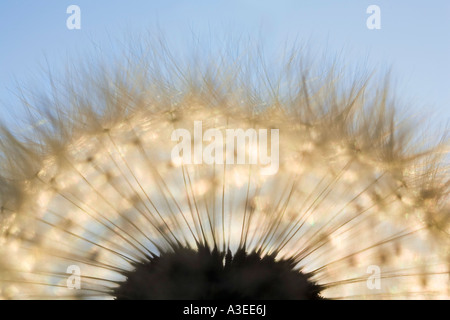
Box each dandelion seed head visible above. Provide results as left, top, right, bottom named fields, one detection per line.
left=0, top=36, right=448, bottom=299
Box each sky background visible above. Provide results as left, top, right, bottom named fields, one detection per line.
left=0, top=1, right=449, bottom=128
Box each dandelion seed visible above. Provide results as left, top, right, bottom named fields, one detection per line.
left=0, top=37, right=448, bottom=300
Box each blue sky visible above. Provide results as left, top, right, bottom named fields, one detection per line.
left=0, top=1, right=449, bottom=127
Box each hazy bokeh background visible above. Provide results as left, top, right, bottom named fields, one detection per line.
left=0, top=0, right=449, bottom=128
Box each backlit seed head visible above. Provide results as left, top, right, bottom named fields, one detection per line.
left=0, top=37, right=448, bottom=299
